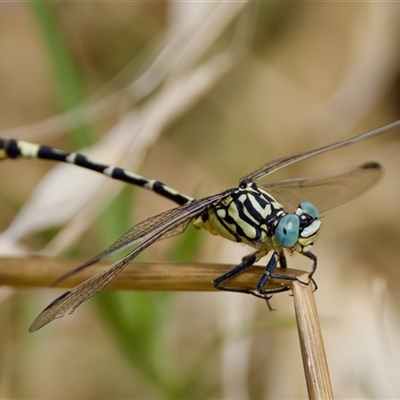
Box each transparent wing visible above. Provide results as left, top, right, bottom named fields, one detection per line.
left=30, top=193, right=223, bottom=331
left=260, top=162, right=382, bottom=214
left=240, top=120, right=399, bottom=183
left=53, top=204, right=195, bottom=284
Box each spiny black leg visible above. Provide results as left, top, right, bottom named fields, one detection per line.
left=264, top=297, right=274, bottom=311
left=256, top=252, right=297, bottom=295
left=214, top=251, right=293, bottom=298
left=303, top=251, right=317, bottom=277
left=214, top=250, right=318, bottom=297
left=213, top=252, right=288, bottom=297
left=250, top=286, right=292, bottom=299
left=302, top=251, right=318, bottom=290
left=279, top=250, right=287, bottom=269
left=213, top=253, right=258, bottom=295
left=256, top=252, right=279, bottom=293
left=256, top=250, right=316, bottom=295
left=258, top=251, right=318, bottom=293
left=241, top=251, right=258, bottom=262
left=252, top=285, right=292, bottom=310
left=290, top=251, right=318, bottom=290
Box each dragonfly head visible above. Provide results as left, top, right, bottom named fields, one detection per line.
left=275, top=202, right=321, bottom=253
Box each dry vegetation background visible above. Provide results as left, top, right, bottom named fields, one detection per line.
left=0, top=2, right=400, bottom=399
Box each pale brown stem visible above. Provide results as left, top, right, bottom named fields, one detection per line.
left=0, top=256, right=303, bottom=291
left=292, top=274, right=334, bottom=400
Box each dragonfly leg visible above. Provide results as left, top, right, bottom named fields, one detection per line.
left=213, top=252, right=291, bottom=299
left=213, top=253, right=258, bottom=295
left=302, top=251, right=318, bottom=291
left=256, top=252, right=279, bottom=293
left=256, top=251, right=318, bottom=295
left=279, top=250, right=287, bottom=269
left=256, top=250, right=292, bottom=296
left=256, top=252, right=292, bottom=295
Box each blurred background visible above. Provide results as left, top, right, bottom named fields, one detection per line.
left=1, top=2, right=400, bottom=399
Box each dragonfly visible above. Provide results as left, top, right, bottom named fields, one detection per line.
left=1, top=120, right=399, bottom=332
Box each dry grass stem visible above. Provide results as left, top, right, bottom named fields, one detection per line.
left=292, top=275, right=334, bottom=400
left=0, top=256, right=305, bottom=292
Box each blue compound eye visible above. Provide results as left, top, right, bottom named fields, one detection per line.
left=299, top=202, right=319, bottom=219
left=275, top=214, right=300, bottom=248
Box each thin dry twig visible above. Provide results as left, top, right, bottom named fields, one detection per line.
left=292, top=274, right=334, bottom=400
left=0, top=256, right=301, bottom=292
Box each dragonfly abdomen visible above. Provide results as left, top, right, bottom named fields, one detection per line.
left=0, top=138, right=192, bottom=206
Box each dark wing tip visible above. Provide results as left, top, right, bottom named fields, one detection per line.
left=29, top=290, right=71, bottom=332
left=361, top=161, right=381, bottom=170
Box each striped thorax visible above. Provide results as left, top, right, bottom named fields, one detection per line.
left=192, top=182, right=322, bottom=255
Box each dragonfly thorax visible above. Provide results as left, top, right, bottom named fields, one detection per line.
left=193, top=182, right=322, bottom=254
left=192, top=182, right=282, bottom=246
